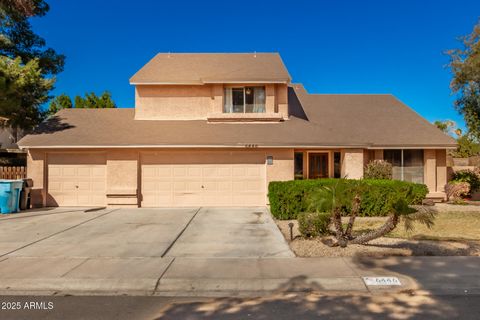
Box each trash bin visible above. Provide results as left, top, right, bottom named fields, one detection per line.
left=0, top=180, right=23, bottom=214
left=20, top=179, right=33, bottom=210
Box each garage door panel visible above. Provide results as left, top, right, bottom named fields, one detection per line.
left=62, top=167, right=76, bottom=176
left=142, top=181, right=157, bottom=190
left=246, top=166, right=262, bottom=176
left=77, top=167, right=91, bottom=177
left=49, top=167, right=61, bottom=177
left=157, top=181, right=172, bottom=192
left=47, top=155, right=106, bottom=207
left=141, top=153, right=266, bottom=207
left=217, top=167, right=232, bottom=176
left=143, top=166, right=157, bottom=176
left=174, top=193, right=203, bottom=206
left=246, top=180, right=262, bottom=190
left=173, top=167, right=187, bottom=177
left=187, top=167, right=202, bottom=176
left=62, top=181, right=77, bottom=191
left=91, top=181, right=106, bottom=191
left=232, top=167, right=246, bottom=176
left=77, top=181, right=91, bottom=191
left=92, top=167, right=105, bottom=177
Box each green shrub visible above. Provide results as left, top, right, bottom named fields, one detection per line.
left=364, top=160, right=392, bottom=180
left=451, top=169, right=480, bottom=193
left=298, top=212, right=331, bottom=237
left=268, top=179, right=428, bottom=219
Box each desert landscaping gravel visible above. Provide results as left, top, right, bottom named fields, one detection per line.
left=276, top=220, right=480, bottom=257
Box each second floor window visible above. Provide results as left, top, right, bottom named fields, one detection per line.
left=224, top=87, right=266, bottom=113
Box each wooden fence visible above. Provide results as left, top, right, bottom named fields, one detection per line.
left=0, top=166, right=27, bottom=180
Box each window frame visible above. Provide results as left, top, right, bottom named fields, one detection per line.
left=383, top=149, right=424, bottom=183
left=223, top=86, right=266, bottom=114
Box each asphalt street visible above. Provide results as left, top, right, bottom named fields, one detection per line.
left=0, top=293, right=479, bottom=320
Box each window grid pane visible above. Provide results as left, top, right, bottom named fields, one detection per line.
left=223, top=87, right=265, bottom=113
left=383, top=149, right=424, bottom=183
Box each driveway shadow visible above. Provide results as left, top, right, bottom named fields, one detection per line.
left=153, top=275, right=463, bottom=319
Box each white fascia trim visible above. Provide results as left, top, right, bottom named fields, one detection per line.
left=22, top=144, right=368, bottom=149
left=130, top=82, right=204, bottom=85
left=367, top=146, right=457, bottom=150
left=204, top=80, right=289, bottom=84
left=130, top=80, right=289, bottom=85
left=21, top=144, right=457, bottom=149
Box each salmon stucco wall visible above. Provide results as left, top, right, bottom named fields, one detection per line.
left=435, top=149, right=447, bottom=194
left=424, top=149, right=437, bottom=194
left=135, top=85, right=216, bottom=120
left=265, top=148, right=294, bottom=183
left=106, top=151, right=139, bottom=206
left=134, top=83, right=289, bottom=120
left=27, top=149, right=46, bottom=207
left=424, top=149, right=447, bottom=197
left=341, top=149, right=364, bottom=179
left=275, top=84, right=289, bottom=119
left=265, top=148, right=294, bottom=204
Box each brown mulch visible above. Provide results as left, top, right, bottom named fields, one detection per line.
left=275, top=220, right=480, bottom=257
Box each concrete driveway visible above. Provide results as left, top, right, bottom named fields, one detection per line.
left=0, top=207, right=292, bottom=259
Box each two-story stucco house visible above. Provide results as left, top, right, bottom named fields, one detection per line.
left=18, top=53, right=456, bottom=208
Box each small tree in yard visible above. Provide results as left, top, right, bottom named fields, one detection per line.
left=318, top=180, right=436, bottom=247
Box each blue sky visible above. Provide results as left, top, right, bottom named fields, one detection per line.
left=31, top=0, right=480, bottom=129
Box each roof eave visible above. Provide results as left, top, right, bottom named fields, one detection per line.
left=18, top=143, right=458, bottom=149
left=129, top=80, right=290, bottom=85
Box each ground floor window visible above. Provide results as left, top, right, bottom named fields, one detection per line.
left=333, top=152, right=341, bottom=178
left=294, top=152, right=303, bottom=180
left=384, top=149, right=424, bottom=183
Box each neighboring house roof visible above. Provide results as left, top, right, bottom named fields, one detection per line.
left=129, top=53, right=291, bottom=84
left=18, top=85, right=456, bottom=149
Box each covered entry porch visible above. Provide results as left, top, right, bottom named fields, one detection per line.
left=293, top=148, right=448, bottom=200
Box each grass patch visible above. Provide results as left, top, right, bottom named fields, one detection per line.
left=351, top=211, right=480, bottom=241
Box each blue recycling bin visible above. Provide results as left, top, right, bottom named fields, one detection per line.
left=0, top=180, right=23, bottom=214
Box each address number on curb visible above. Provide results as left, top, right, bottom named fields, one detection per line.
left=363, top=277, right=402, bottom=286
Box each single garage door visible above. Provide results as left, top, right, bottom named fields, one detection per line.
left=141, top=151, right=266, bottom=207
left=47, top=153, right=106, bottom=206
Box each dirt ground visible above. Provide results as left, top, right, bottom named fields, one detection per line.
left=275, top=219, right=480, bottom=257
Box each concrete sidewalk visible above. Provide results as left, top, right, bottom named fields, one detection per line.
left=0, top=256, right=477, bottom=296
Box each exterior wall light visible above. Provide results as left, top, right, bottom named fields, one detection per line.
left=266, top=156, right=273, bottom=165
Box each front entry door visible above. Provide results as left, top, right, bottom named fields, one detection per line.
left=309, top=153, right=329, bottom=179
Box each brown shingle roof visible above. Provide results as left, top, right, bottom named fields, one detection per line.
left=18, top=85, right=456, bottom=149
left=129, top=53, right=291, bottom=84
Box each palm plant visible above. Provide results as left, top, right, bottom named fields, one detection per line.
left=309, top=179, right=436, bottom=247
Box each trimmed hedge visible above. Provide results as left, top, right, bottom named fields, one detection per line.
left=268, top=179, right=428, bottom=219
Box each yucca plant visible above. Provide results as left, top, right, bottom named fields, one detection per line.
left=309, top=179, right=437, bottom=247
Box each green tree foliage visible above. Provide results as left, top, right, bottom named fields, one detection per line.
left=74, top=92, right=116, bottom=109
left=452, top=134, right=480, bottom=157
left=0, top=56, right=53, bottom=135
left=433, top=120, right=480, bottom=157
left=0, top=0, right=65, bottom=75
left=448, top=21, right=480, bottom=140
left=0, top=0, right=64, bottom=132
left=48, top=91, right=117, bottom=115
left=47, top=93, right=72, bottom=115
left=434, top=120, right=460, bottom=136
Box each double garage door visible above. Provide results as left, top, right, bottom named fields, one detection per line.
left=140, top=151, right=266, bottom=207
left=47, top=151, right=266, bottom=207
